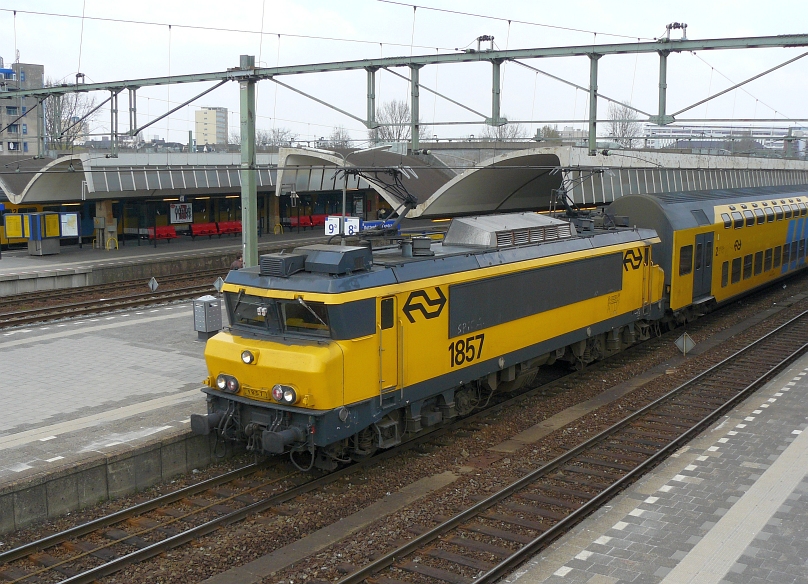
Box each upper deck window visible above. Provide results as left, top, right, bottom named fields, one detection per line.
left=731, top=211, right=744, bottom=228
left=764, top=207, right=775, bottom=222
left=799, top=203, right=807, bottom=216
left=754, top=209, right=765, bottom=224
left=784, top=206, right=793, bottom=219
left=774, top=206, right=784, bottom=220
left=721, top=213, right=732, bottom=229
left=743, top=210, right=755, bottom=227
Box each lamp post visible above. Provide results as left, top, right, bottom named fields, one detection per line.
left=295, top=144, right=391, bottom=245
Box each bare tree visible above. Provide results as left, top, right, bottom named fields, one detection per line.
left=43, top=78, right=98, bottom=150
left=540, top=125, right=561, bottom=139
left=606, top=102, right=642, bottom=148
left=481, top=118, right=529, bottom=141
left=368, top=100, right=429, bottom=143
left=326, top=125, right=352, bottom=148
left=227, top=130, right=241, bottom=145
left=256, top=127, right=298, bottom=147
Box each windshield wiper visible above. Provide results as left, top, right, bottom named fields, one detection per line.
left=297, top=297, right=328, bottom=328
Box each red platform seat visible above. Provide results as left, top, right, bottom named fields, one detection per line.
left=190, top=222, right=219, bottom=239
left=217, top=221, right=242, bottom=235
left=310, top=214, right=327, bottom=227
left=147, top=225, right=178, bottom=242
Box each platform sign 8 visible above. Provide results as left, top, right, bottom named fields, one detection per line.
left=345, top=217, right=360, bottom=236
left=325, top=216, right=341, bottom=235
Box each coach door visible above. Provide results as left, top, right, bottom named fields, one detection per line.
left=693, top=232, right=714, bottom=301
left=379, top=297, right=399, bottom=391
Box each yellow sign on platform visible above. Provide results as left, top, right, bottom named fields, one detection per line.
left=45, top=213, right=61, bottom=237
left=3, top=214, right=23, bottom=238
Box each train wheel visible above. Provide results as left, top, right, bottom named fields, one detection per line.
left=351, top=428, right=377, bottom=461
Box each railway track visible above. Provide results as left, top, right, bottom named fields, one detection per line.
left=2, top=304, right=805, bottom=583
left=336, top=308, right=808, bottom=584
left=0, top=269, right=227, bottom=314
left=0, top=285, right=220, bottom=329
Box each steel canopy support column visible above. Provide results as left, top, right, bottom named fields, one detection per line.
left=654, top=50, right=674, bottom=125
left=366, top=67, right=379, bottom=132
left=588, top=54, right=601, bottom=156
left=409, top=64, right=422, bottom=151
left=239, top=55, right=258, bottom=268
left=38, top=97, right=46, bottom=156
left=487, top=59, right=507, bottom=127
left=110, top=90, right=119, bottom=157
left=128, top=88, right=137, bottom=137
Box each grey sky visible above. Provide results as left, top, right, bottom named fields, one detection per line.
left=2, top=0, right=806, bottom=144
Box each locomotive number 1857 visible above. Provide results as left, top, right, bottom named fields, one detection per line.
left=449, top=334, right=485, bottom=367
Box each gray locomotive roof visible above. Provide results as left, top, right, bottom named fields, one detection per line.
left=610, top=185, right=808, bottom=232
left=226, top=225, right=658, bottom=294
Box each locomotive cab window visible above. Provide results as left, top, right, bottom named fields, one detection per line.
left=731, top=211, right=744, bottom=228
left=721, top=213, right=732, bottom=228
left=679, top=245, right=693, bottom=276
left=281, top=300, right=330, bottom=337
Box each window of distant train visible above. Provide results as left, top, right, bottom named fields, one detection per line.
left=754, top=251, right=763, bottom=275
left=800, top=239, right=806, bottom=259
left=279, top=300, right=330, bottom=337
left=791, top=242, right=798, bottom=263
left=799, top=203, right=807, bottom=216
left=791, top=204, right=800, bottom=216
left=743, top=254, right=753, bottom=279
left=721, top=261, right=729, bottom=287
left=705, top=240, right=713, bottom=268
left=731, top=258, right=742, bottom=283
left=784, top=206, right=793, bottom=219
left=732, top=211, right=744, bottom=228
left=381, top=298, right=394, bottom=330
left=721, top=213, right=732, bottom=228
left=679, top=245, right=693, bottom=276
left=774, top=206, right=784, bottom=220
left=743, top=210, right=755, bottom=227
left=764, top=248, right=773, bottom=271
left=774, top=246, right=782, bottom=268
left=754, top=209, right=765, bottom=224
left=764, top=207, right=775, bottom=222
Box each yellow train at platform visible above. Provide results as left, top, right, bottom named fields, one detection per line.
left=192, top=186, right=808, bottom=470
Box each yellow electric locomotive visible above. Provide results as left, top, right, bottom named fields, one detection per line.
left=192, top=211, right=664, bottom=470
left=609, top=186, right=808, bottom=326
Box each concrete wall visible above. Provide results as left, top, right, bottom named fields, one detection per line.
left=0, top=429, right=224, bottom=534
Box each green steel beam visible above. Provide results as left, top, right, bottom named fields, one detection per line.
left=4, top=35, right=808, bottom=99
left=410, top=65, right=422, bottom=151
left=239, top=55, right=258, bottom=268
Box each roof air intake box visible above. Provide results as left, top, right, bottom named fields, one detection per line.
left=259, top=252, right=307, bottom=277
left=295, top=244, right=373, bottom=275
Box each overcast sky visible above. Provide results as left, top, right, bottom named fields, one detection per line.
left=2, top=0, right=807, bottom=144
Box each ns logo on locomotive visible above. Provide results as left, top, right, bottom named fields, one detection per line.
left=192, top=188, right=808, bottom=470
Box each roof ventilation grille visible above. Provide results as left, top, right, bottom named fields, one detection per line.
left=444, top=212, right=577, bottom=249
left=259, top=253, right=307, bottom=278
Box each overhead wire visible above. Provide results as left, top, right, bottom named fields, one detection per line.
left=375, top=0, right=655, bottom=41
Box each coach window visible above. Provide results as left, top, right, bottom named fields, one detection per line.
left=694, top=243, right=702, bottom=271
left=774, top=246, right=782, bottom=268
left=800, top=203, right=807, bottom=216
left=791, top=204, right=800, bottom=217
left=731, top=258, right=742, bottom=284
left=743, top=210, right=755, bottom=227
left=381, top=298, right=394, bottom=330
left=754, top=251, right=763, bottom=275
left=754, top=209, right=765, bottom=224
left=731, top=211, right=744, bottom=228
left=774, top=206, right=784, bottom=220
left=800, top=239, right=806, bottom=259
left=743, top=254, right=753, bottom=279
left=721, top=213, right=732, bottom=228
left=764, top=248, right=773, bottom=271
left=764, top=207, right=775, bottom=222
left=791, top=242, right=799, bottom=263
left=705, top=240, right=713, bottom=267
left=784, top=205, right=792, bottom=219
left=679, top=245, right=693, bottom=276
left=721, top=261, right=729, bottom=287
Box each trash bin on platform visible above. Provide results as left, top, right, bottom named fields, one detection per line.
left=193, top=295, right=222, bottom=340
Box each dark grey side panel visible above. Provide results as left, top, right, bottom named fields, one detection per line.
left=328, top=299, right=376, bottom=339
left=448, top=253, right=623, bottom=338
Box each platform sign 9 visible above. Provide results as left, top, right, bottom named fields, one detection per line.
left=325, top=216, right=341, bottom=235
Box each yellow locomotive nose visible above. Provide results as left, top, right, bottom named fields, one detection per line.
left=204, top=332, right=344, bottom=410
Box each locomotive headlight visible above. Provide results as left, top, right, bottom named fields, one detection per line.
left=272, top=384, right=298, bottom=404
left=241, top=350, right=256, bottom=364
left=216, top=374, right=239, bottom=393
left=225, top=377, right=240, bottom=393
left=216, top=375, right=227, bottom=390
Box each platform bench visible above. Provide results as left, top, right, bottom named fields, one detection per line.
left=147, top=225, right=179, bottom=242
left=311, top=214, right=327, bottom=227
left=190, top=222, right=219, bottom=239
left=217, top=221, right=242, bottom=235
left=289, top=216, right=313, bottom=230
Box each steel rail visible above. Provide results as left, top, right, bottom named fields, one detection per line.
left=337, top=308, right=808, bottom=584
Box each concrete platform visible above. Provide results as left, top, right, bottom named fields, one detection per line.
left=508, top=352, right=808, bottom=584
left=0, top=301, right=219, bottom=533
